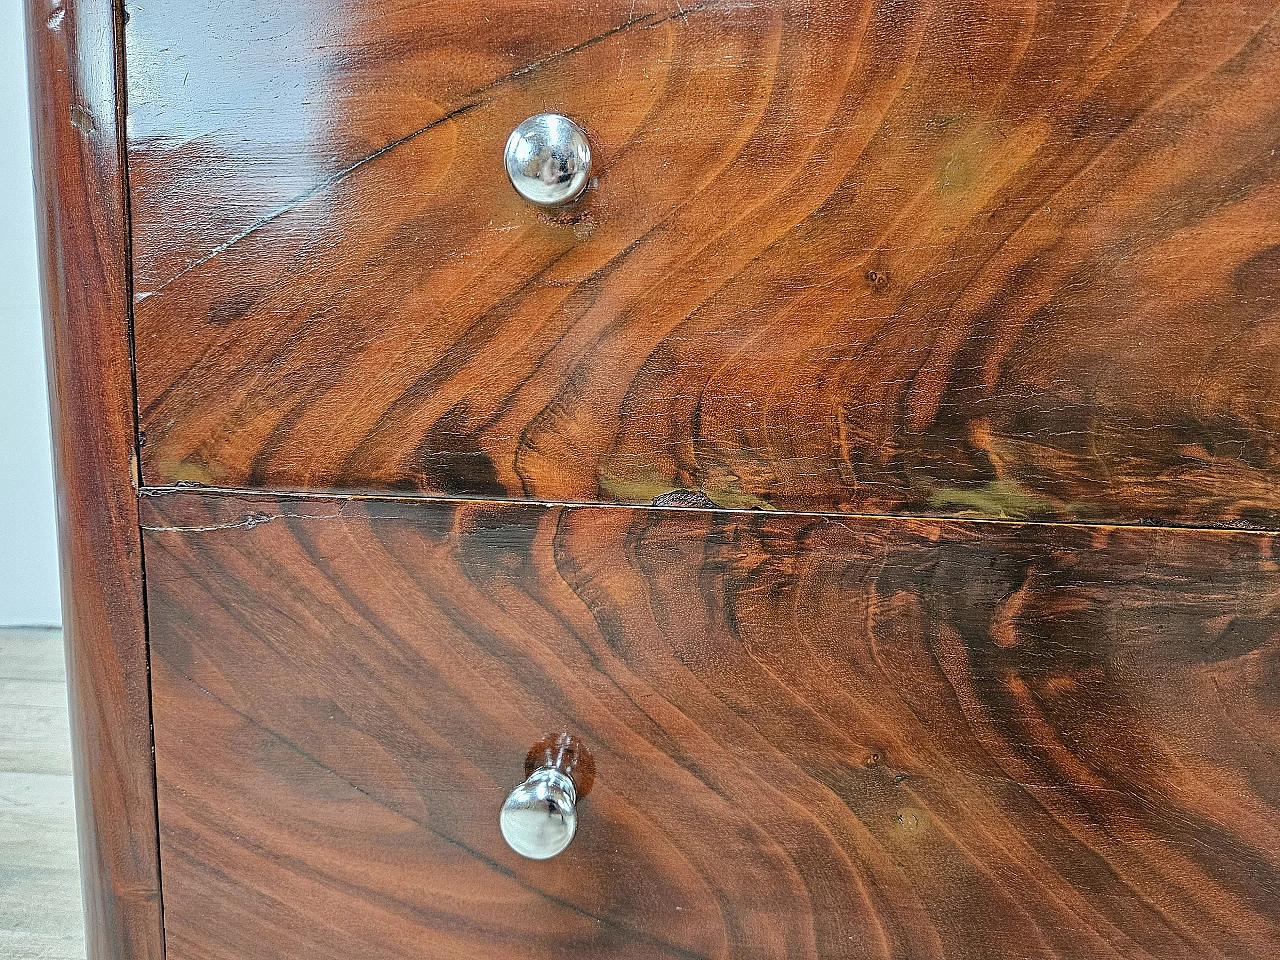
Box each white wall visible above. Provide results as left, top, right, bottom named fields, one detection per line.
left=1, top=0, right=62, bottom=627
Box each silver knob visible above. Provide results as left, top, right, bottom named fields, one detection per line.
left=500, top=766, right=577, bottom=860
left=504, top=113, right=592, bottom=207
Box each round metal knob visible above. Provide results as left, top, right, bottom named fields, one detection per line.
left=499, top=733, right=594, bottom=861
left=500, top=766, right=578, bottom=860
left=504, top=113, right=592, bottom=207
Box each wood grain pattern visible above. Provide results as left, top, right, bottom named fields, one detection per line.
left=142, top=490, right=1280, bottom=959
left=126, top=0, right=1280, bottom=526
left=26, top=1, right=165, bottom=958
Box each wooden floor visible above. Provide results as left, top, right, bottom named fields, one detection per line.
left=0, top=627, right=86, bottom=960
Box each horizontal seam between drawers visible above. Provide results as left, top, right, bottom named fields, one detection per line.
left=135, top=484, right=1280, bottom=538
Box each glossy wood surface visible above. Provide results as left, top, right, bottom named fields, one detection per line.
left=126, top=0, right=1280, bottom=525
left=26, top=1, right=165, bottom=958
left=142, top=490, right=1280, bottom=959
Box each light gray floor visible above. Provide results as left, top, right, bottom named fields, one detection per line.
left=0, top=627, right=87, bottom=959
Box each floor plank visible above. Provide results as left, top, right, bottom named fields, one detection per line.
left=0, top=628, right=86, bottom=960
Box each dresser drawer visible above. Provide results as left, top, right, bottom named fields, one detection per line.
left=140, top=492, right=1280, bottom=959
left=126, top=0, right=1280, bottom=527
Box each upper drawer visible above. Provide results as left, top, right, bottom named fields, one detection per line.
left=127, top=1, right=1280, bottom=525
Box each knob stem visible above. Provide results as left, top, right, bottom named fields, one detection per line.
left=524, top=731, right=594, bottom=796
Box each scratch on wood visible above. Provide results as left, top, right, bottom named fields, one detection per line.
left=141, top=512, right=277, bottom=533
left=144, top=0, right=723, bottom=298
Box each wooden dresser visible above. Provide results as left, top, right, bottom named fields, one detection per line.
left=28, top=1, right=1280, bottom=957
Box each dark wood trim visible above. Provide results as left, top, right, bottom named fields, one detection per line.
left=26, top=1, right=165, bottom=958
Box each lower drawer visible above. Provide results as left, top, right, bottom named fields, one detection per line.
left=140, top=492, right=1280, bottom=959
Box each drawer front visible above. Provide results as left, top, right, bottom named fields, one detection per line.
left=141, top=492, right=1279, bottom=959
left=127, top=1, right=1280, bottom=526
